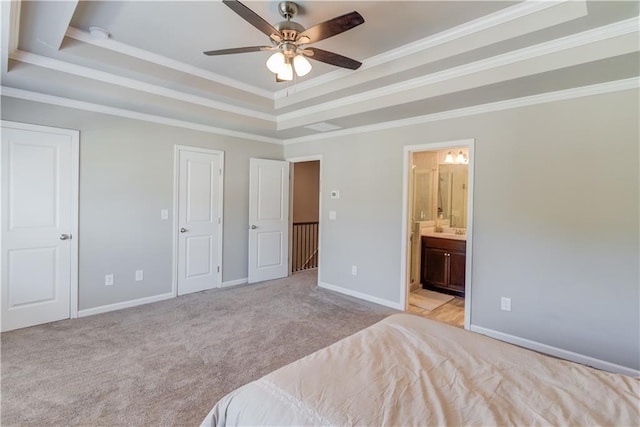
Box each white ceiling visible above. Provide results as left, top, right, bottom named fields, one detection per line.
left=2, top=1, right=639, bottom=144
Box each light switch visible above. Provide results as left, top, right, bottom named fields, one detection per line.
left=329, top=210, right=337, bottom=220
left=161, top=209, right=169, bottom=220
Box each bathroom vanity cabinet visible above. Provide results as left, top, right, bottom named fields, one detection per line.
left=421, top=236, right=466, bottom=296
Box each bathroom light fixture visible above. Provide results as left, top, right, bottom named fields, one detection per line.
left=444, top=150, right=468, bottom=164
left=456, top=151, right=467, bottom=164
left=444, top=151, right=454, bottom=163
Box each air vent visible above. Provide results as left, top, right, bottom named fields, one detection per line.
left=304, top=122, right=342, bottom=132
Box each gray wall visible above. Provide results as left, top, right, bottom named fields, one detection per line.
left=284, top=89, right=640, bottom=370
left=1, top=97, right=283, bottom=310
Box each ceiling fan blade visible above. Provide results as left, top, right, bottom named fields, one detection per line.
left=203, top=46, right=273, bottom=56
left=222, top=0, right=282, bottom=41
left=300, top=11, right=364, bottom=43
left=305, top=47, right=362, bottom=70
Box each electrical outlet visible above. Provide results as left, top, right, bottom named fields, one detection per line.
left=351, top=265, right=358, bottom=276
left=135, top=270, right=144, bottom=281
left=501, top=297, right=511, bottom=312
left=105, top=274, right=114, bottom=286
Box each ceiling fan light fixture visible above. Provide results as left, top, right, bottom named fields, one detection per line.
left=277, top=62, right=294, bottom=81
left=293, top=54, right=312, bottom=76
left=266, top=52, right=286, bottom=74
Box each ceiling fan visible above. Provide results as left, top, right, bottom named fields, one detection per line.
left=203, top=0, right=364, bottom=82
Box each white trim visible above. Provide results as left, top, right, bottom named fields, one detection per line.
left=64, top=27, right=274, bottom=100
left=0, top=86, right=282, bottom=145
left=464, top=142, right=475, bottom=331
left=220, top=278, right=248, bottom=288
left=470, top=325, right=640, bottom=377
left=319, top=282, right=403, bottom=310
left=9, top=50, right=277, bottom=123
left=2, top=78, right=638, bottom=148
left=173, top=145, right=225, bottom=296
left=1, top=0, right=20, bottom=72
left=277, top=17, right=639, bottom=124
left=8, top=1, right=20, bottom=53
left=77, top=292, right=174, bottom=318
left=286, top=155, right=323, bottom=283
left=0, top=120, right=80, bottom=320
left=172, top=145, right=178, bottom=297
left=282, top=78, right=640, bottom=146
left=274, top=0, right=587, bottom=100
left=400, top=139, right=475, bottom=331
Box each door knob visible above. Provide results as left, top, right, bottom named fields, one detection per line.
left=180, top=228, right=188, bottom=233
left=59, top=234, right=71, bottom=240
left=250, top=225, right=257, bottom=229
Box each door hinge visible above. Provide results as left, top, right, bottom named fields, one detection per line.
left=219, top=169, right=222, bottom=176
left=217, top=266, right=220, bottom=273
left=218, top=217, right=221, bottom=224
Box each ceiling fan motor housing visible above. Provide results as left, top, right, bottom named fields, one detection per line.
left=278, top=21, right=305, bottom=41
left=278, top=1, right=299, bottom=20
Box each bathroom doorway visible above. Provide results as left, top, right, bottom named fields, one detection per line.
left=400, top=140, right=474, bottom=330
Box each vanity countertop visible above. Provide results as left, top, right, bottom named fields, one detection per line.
left=421, top=228, right=467, bottom=241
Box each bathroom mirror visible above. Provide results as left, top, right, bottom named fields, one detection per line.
left=438, top=164, right=468, bottom=228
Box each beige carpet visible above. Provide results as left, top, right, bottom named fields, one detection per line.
left=409, top=289, right=454, bottom=311
left=0, top=270, right=396, bottom=426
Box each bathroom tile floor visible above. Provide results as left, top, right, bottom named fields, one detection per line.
left=408, top=295, right=465, bottom=328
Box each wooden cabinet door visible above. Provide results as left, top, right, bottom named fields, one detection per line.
left=449, top=251, right=466, bottom=292
left=424, top=248, right=447, bottom=289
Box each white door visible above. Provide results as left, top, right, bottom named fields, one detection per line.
left=176, top=147, right=223, bottom=295
left=1, top=122, right=79, bottom=332
left=248, top=158, right=289, bottom=283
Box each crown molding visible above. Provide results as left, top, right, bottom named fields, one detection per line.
left=3, top=78, right=637, bottom=147
left=9, top=50, right=277, bottom=123
left=277, top=17, right=640, bottom=126
left=1, top=0, right=21, bottom=72
left=0, top=86, right=282, bottom=145
left=64, top=27, right=274, bottom=101
left=281, top=78, right=640, bottom=146
left=6, top=0, right=21, bottom=53
left=273, top=0, right=587, bottom=101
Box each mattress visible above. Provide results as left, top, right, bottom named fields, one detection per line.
left=202, top=314, right=639, bottom=426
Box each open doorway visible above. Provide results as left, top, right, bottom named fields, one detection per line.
left=401, top=140, right=474, bottom=330
left=289, top=158, right=321, bottom=276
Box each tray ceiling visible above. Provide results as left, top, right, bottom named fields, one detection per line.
left=2, top=1, right=639, bottom=144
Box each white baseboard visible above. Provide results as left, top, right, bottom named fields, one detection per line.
left=470, top=325, right=640, bottom=377
left=220, top=278, right=248, bottom=288
left=319, top=281, right=403, bottom=310
left=78, top=292, right=175, bottom=318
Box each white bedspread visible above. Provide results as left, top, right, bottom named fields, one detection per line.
left=202, top=314, right=639, bottom=426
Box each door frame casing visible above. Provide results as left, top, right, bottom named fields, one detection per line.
left=286, top=155, right=323, bottom=281
left=172, top=145, right=225, bottom=296
left=400, top=139, right=475, bottom=330
left=0, top=120, right=79, bottom=319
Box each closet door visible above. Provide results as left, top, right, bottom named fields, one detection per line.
left=1, top=122, right=79, bottom=331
